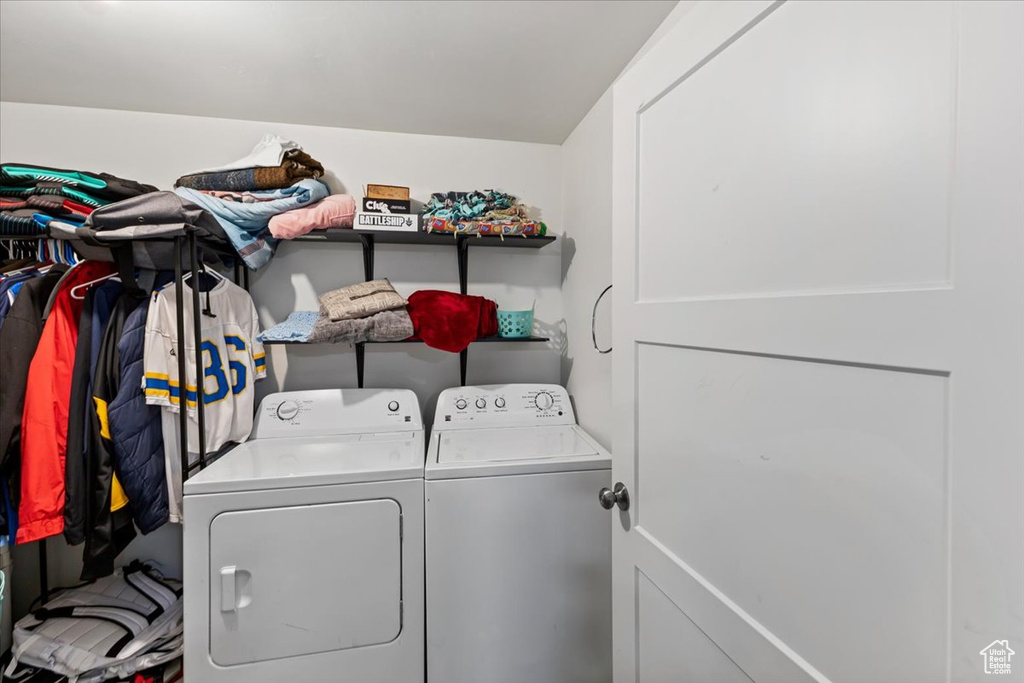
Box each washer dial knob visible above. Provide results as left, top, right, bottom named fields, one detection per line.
left=455, top=398, right=468, bottom=410
left=388, top=401, right=400, bottom=412
left=494, top=397, right=506, bottom=409
left=534, top=391, right=554, bottom=411
left=276, top=401, right=300, bottom=420
left=475, top=398, right=487, bottom=409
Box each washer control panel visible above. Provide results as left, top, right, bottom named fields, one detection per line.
left=434, top=384, right=575, bottom=429
left=254, top=388, right=421, bottom=438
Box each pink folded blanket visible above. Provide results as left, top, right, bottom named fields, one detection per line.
left=268, top=194, right=356, bottom=238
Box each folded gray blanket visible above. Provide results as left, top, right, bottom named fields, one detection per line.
left=308, top=307, right=414, bottom=344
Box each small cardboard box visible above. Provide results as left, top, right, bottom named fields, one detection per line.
left=365, top=184, right=410, bottom=201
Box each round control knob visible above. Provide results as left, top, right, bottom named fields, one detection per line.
left=455, top=398, right=468, bottom=410
left=475, top=398, right=487, bottom=409
left=388, top=401, right=400, bottom=412
left=494, top=397, right=506, bottom=408
left=276, top=401, right=300, bottom=420
left=534, top=391, right=554, bottom=411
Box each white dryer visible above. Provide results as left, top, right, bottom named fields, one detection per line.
left=184, top=388, right=424, bottom=682
left=425, top=384, right=612, bottom=683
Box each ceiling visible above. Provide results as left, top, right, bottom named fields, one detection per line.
left=0, top=0, right=677, bottom=144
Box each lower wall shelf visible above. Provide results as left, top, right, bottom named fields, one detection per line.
left=261, top=336, right=549, bottom=346
left=263, top=335, right=550, bottom=387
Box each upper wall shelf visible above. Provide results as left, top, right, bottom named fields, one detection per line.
left=292, top=229, right=555, bottom=249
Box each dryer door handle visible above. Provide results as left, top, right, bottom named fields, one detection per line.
left=220, top=565, right=237, bottom=612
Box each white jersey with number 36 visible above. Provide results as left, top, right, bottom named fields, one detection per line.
left=143, top=277, right=266, bottom=452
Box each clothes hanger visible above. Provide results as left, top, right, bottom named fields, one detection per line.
left=181, top=262, right=227, bottom=285
left=1, top=261, right=51, bottom=278
left=182, top=262, right=227, bottom=318
left=69, top=272, right=121, bottom=300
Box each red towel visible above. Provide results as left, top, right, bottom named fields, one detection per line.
left=406, top=290, right=498, bottom=353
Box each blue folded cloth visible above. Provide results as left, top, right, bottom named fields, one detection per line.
left=175, top=179, right=329, bottom=270
left=257, top=311, right=319, bottom=343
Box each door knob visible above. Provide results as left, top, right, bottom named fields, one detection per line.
left=598, top=482, right=630, bottom=511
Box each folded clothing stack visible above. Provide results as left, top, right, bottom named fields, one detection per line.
left=175, top=135, right=324, bottom=191
left=422, top=189, right=547, bottom=237
left=176, top=179, right=328, bottom=269
left=259, top=287, right=499, bottom=353
left=0, top=163, right=157, bottom=237
left=259, top=279, right=414, bottom=345
left=268, top=193, right=355, bottom=238
left=171, top=135, right=351, bottom=268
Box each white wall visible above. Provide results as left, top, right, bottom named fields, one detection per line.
left=560, top=92, right=613, bottom=449
left=0, top=101, right=564, bottom=615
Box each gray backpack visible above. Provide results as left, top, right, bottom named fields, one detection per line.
left=5, top=562, right=182, bottom=683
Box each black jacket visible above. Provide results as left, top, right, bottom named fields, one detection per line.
left=63, top=287, right=96, bottom=545
left=0, top=266, right=68, bottom=475
left=64, top=280, right=124, bottom=545
left=80, top=294, right=143, bottom=581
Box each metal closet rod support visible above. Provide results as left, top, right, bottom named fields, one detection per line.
left=26, top=231, right=245, bottom=607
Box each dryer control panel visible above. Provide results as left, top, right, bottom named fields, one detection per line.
left=433, top=384, right=575, bottom=430
left=254, top=388, right=422, bottom=438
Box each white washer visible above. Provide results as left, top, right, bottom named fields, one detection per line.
left=425, top=383, right=612, bottom=683
left=184, top=388, right=425, bottom=683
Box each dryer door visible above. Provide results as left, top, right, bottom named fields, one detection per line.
left=209, top=499, right=402, bottom=666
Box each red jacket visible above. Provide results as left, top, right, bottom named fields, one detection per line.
left=17, top=261, right=115, bottom=544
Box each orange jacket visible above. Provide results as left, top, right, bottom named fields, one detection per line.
left=17, top=261, right=115, bottom=544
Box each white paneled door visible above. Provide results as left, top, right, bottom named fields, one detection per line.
left=610, top=2, right=1023, bottom=682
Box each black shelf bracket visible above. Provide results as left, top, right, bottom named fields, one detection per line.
left=355, top=343, right=366, bottom=388
left=457, top=237, right=471, bottom=385
left=456, top=236, right=470, bottom=296
left=360, top=234, right=375, bottom=281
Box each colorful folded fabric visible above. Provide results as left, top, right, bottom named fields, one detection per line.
left=25, top=195, right=93, bottom=220
left=0, top=182, right=113, bottom=208
left=424, top=217, right=546, bottom=237
left=257, top=311, right=319, bottom=343
left=406, top=290, right=498, bottom=353
left=423, top=189, right=527, bottom=222
left=175, top=150, right=325, bottom=192
left=0, top=164, right=158, bottom=202
left=0, top=196, right=28, bottom=211
left=421, top=189, right=545, bottom=237
left=269, top=194, right=356, bottom=239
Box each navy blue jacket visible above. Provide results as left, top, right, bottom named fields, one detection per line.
left=108, top=297, right=169, bottom=535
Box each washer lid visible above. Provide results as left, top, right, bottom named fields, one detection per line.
left=184, top=432, right=425, bottom=495
left=428, top=425, right=609, bottom=479
left=438, top=425, right=598, bottom=463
